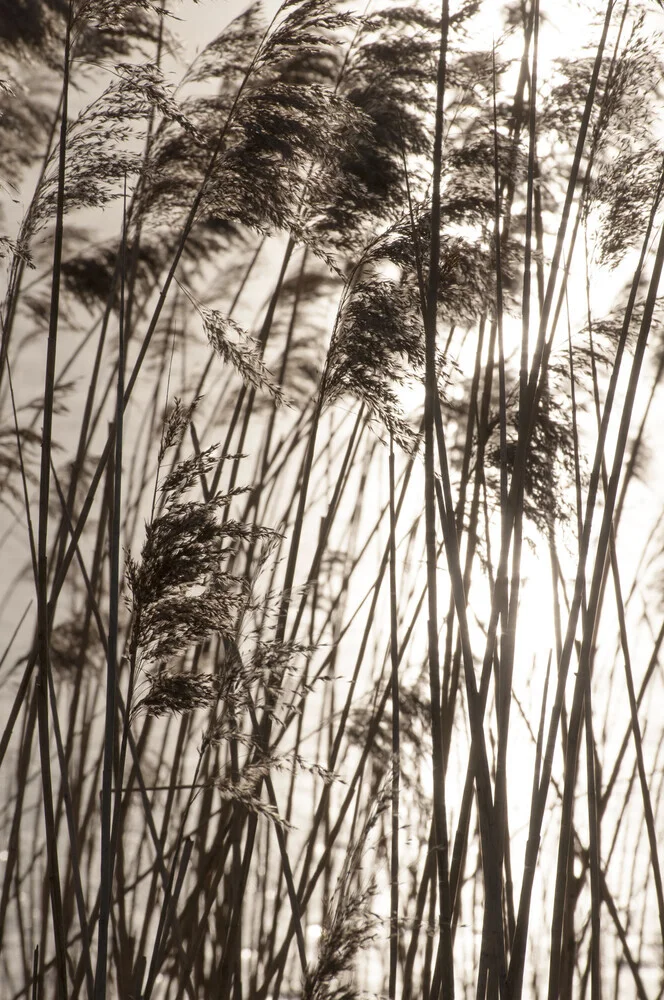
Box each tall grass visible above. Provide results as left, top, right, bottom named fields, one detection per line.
left=2, top=1, right=664, bottom=998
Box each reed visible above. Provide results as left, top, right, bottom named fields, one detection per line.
left=1, top=2, right=664, bottom=998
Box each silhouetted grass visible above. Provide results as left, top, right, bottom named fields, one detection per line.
left=2, top=2, right=664, bottom=999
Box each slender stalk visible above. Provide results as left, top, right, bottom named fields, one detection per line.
left=422, top=6, right=454, bottom=997
left=94, top=179, right=127, bottom=1000
left=388, top=435, right=400, bottom=1000
left=34, top=7, right=73, bottom=995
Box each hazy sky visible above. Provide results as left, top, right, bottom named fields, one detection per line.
left=177, top=0, right=283, bottom=60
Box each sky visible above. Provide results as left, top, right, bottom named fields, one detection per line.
left=175, top=0, right=282, bottom=58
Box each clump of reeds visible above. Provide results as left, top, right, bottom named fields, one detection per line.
left=2, top=1, right=664, bottom=999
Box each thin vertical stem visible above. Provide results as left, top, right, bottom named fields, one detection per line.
left=94, top=178, right=127, bottom=1000
left=388, top=435, right=400, bottom=1000
left=423, top=4, right=453, bottom=996
left=35, top=6, right=73, bottom=996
